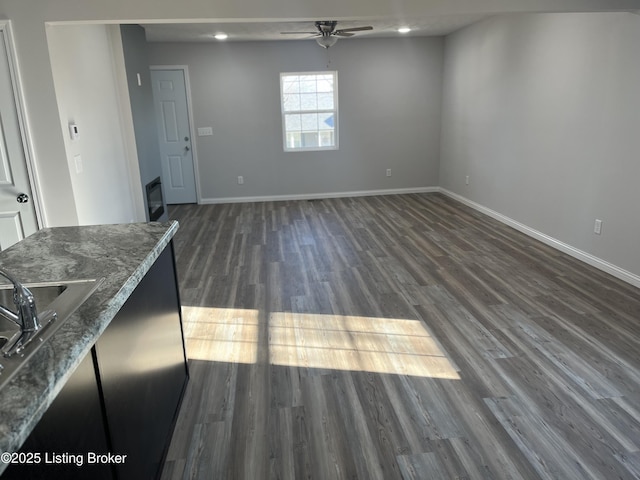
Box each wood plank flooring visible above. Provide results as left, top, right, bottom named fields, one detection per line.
left=161, top=193, right=640, bottom=480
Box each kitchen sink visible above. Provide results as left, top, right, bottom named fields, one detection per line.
left=0, top=278, right=103, bottom=389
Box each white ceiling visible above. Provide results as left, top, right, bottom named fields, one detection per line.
left=142, top=15, right=489, bottom=43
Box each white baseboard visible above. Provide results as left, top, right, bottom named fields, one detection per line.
left=199, top=187, right=438, bottom=205
left=439, top=188, right=640, bottom=289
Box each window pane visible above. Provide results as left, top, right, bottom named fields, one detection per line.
left=319, top=130, right=334, bottom=147
left=285, top=114, right=301, bottom=131
left=282, top=77, right=300, bottom=94
left=317, top=92, right=334, bottom=109
left=283, top=93, right=301, bottom=112
left=300, top=79, right=316, bottom=93
left=316, top=76, right=333, bottom=93
left=287, top=132, right=301, bottom=148
left=300, top=93, right=318, bottom=110
left=318, top=113, right=334, bottom=130
left=302, top=132, right=318, bottom=147
left=300, top=113, right=318, bottom=131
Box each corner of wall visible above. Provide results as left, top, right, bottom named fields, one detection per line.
left=108, top=25, right=146, bottom=222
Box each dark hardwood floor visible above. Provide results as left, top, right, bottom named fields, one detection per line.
left=161, top=193, right=640, bottom=480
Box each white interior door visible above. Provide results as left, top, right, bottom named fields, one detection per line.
left=150, top=69, right=197, bottom=204
left=0, top=28, right=38, bottom=251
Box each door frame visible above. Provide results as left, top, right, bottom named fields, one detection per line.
left=0, top=20, right=45, bottom=228
left=149, top=65, right=201, bottom=204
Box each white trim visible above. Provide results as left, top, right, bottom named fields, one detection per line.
left=0, top=21, right=46, bottom=228
left=200, top=187, right=438, bottom=205
left=149, top=65, right=202, bottom=204
left=439, top=188, right=640, bottom=289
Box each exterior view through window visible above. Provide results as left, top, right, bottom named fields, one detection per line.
left=280, top=72, right=337, bottom=151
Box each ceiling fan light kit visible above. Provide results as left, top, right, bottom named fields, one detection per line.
left=316, top=36, right=338, bottom=48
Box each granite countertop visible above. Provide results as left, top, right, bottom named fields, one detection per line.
left=0, top=221, right=179, bottom=464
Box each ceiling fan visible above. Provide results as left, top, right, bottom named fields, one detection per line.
left=281, top=21, right=373, bottom=48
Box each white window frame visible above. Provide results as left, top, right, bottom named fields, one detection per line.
left=280, top=71, right=338, bottom=152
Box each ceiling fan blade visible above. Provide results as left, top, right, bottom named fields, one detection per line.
left=334, top=32, right=355, bottom=37
left=281, top=31, right=318, bottom=35
left=334, top=26, right=373, bottom=33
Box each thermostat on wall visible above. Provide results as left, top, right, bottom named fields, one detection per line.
left=69, top=123, right=79, bottom=140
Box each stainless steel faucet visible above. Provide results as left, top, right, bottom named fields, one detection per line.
left=0, top=267, right=42, bottom=355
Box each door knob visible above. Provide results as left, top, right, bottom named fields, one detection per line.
left=184, top=137, right=189, bottom=141
left=185, top=146, right=190, bottom=151
left=16, top=193, right=29, bottom=204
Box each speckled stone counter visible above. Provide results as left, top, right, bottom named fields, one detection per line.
left=0, top=221, right=179, bottom=469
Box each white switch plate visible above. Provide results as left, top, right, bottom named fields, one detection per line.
left=69, top=123, right=79, bottom=140
left=465, top=175, right=470, bottom=185
left=73, top=154, right=83, bottom=174
left=594, top=219, right=602, bottom=235
left=238, top=176, right=244, bottom=185
left=198, top=127, right=213, bottom=136
left=386, top=169, right=392, bottom=177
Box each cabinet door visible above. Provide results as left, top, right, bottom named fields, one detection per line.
left=94, top=245, right=188, bottom=479
left=2, top=350, right=113, bottom=480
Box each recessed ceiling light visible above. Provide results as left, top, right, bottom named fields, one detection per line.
left=398, top=27, right=411, bottom=34
left=214, top=33, right=228, bottom=40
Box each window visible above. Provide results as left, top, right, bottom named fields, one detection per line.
left=280, top=72, right=338, bottom=151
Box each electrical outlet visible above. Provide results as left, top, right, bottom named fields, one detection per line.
left=594, top=219, right=602, bottom=235
left=465, top=175, right=470, bottom=185
left=237, top=176, right=244, bottom=185
left=386, top=169, right=392, bottom=177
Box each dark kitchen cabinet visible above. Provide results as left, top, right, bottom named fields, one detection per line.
left=94, top=244, right=188, bottom=479
left=2, top=243, right=188, bottom=480
left=2, top=350, right=113, bottom=480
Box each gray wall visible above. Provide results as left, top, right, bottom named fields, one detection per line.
left=120, top=24, right=167, bottom=221
left=0, top=0, right=634, bottom=225
left=147, top=37, right=444, bottom=201
left=440, top=12, right=640, bottom=278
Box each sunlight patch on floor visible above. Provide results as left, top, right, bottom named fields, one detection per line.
left=182, top=306, right=260, bottom=364
left=269, top=312, right=460, bottom=379
left=182, top=306, right=459, bottom=379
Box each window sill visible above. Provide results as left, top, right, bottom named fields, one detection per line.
left=284, top=146, right=338, bottom=153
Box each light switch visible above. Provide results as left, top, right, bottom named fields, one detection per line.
left=198, top=127, right=213, bottom=136
left=594, top=219, right=602, bottom=235
left=73, top=154, right=83, bottom=174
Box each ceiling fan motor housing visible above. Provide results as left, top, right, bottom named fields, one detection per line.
left=316, top=21, right=338, bottom=35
